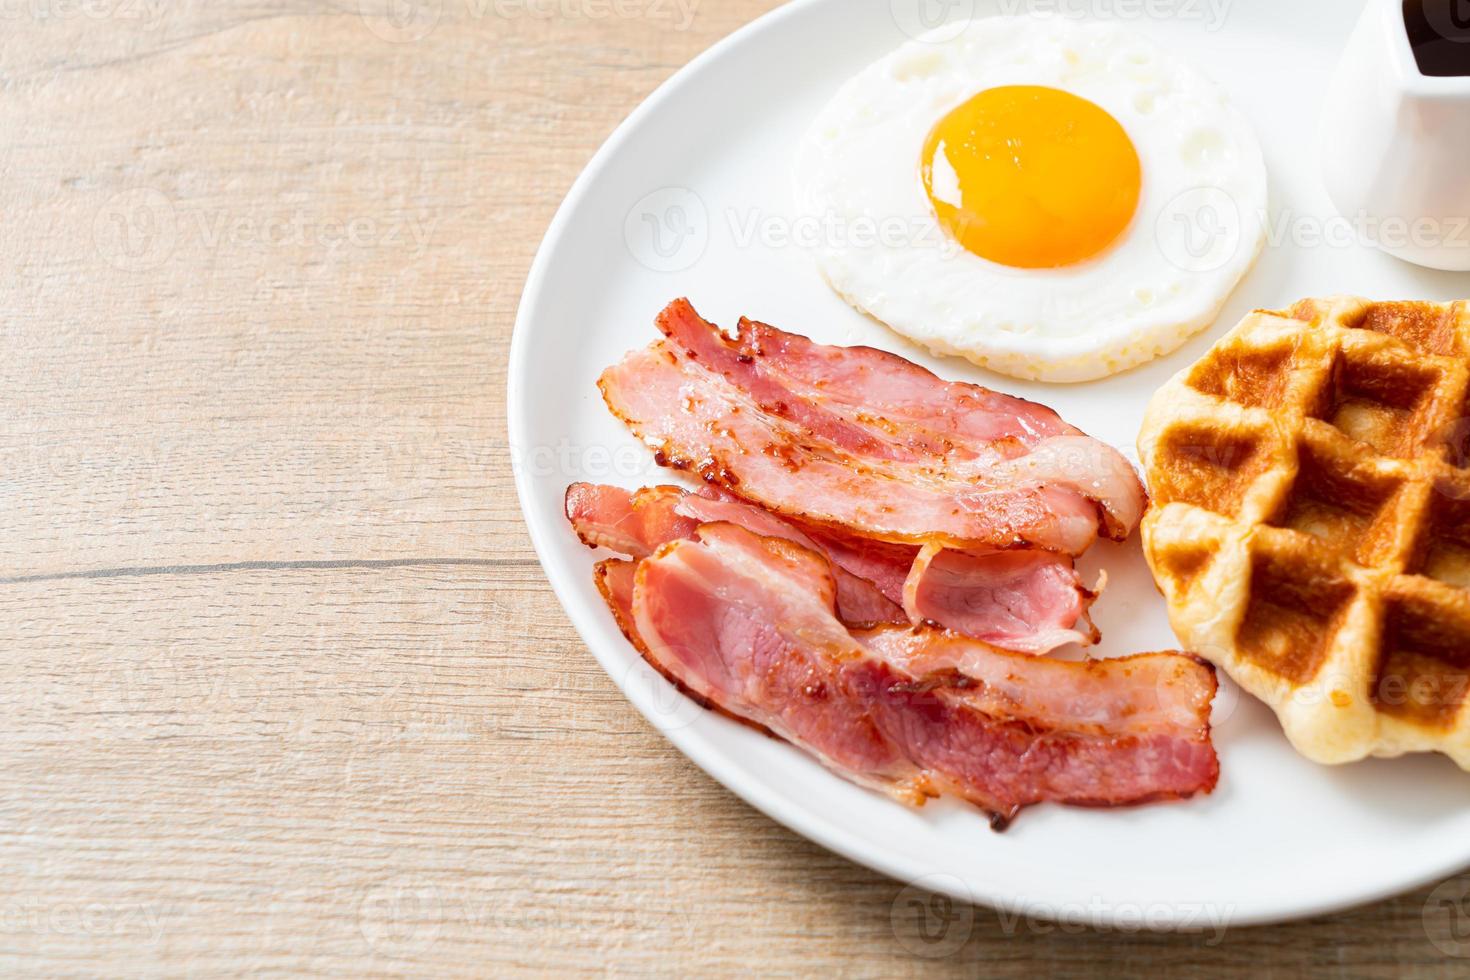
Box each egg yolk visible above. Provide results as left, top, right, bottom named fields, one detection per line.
left=921, top=85, right=1141, bottom=269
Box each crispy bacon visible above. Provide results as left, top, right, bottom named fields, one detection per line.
left=644, top=298, right=1147, bottom=545
left=602, top=522, right=1217, bottom=827
left=568, top=483, right=1097, bottom=652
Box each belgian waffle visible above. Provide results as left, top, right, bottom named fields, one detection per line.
left=1138, top=297, right=1470, bottom=768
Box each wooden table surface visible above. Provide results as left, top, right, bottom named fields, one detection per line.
left=3, top=1, right=1467, bottom=975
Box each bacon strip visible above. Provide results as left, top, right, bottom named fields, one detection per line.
left=568, top=483, right=1098, bottom=652
left=600, top=341, right=1103, bottom=554
left=901, top=544, right=1099, bottom=654
left=601, top=522, right=1217, bottom=827
left=672, top=490, right=902, bottom=628
left=647, top=299, right=1147, bottom=544
left=563, top=483, right=697, bottom=557
left=568, top=482, right=901, bottom=627
left=728, top=313, right=1147, bottom=539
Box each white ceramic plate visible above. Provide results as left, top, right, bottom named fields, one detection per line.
left=510, top=0, right=1470, bottom=927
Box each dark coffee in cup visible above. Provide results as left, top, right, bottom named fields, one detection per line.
left=1405, top=0, right=1470, bottom=76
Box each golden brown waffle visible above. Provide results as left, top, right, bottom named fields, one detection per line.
left=1138, top=297, right=1470, bottom=768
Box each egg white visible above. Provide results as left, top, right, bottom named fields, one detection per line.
left=792, top=17, right=1268, bottom=383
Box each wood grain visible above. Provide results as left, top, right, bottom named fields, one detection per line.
left=1, top=1, right=1467, bottom=975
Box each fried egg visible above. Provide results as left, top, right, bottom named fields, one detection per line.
left=793, top=17, right=1267, bottom=382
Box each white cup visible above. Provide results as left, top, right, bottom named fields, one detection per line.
left=1320, top=0, right=1470, bottom=272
